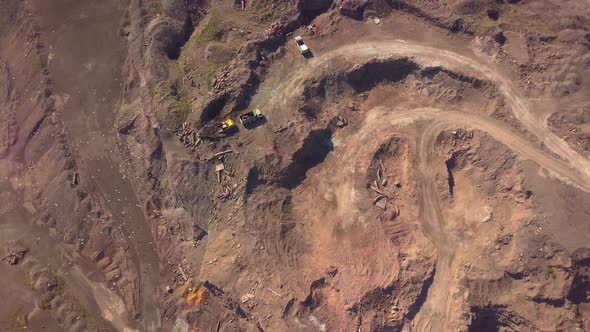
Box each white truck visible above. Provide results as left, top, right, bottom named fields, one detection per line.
left=294, top=36, right=310, bottom=55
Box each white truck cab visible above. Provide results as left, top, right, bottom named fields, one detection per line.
left=294, top=36, right=310, bottom=55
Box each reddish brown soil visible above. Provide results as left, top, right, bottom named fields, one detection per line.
left=1, top=0, right=590, bottom=331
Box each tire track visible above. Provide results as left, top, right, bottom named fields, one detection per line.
left=0, top=181, right=137, bottom=331
left=28, top=0, right=162, bottom=329
left=277, top=107, right=590, bottom=329
left=261, top=40, right=590, bottom=191
left=254, top=38, right=590, bottom=329
left=338, top=106, right=590, bottom=329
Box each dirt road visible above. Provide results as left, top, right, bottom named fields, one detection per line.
left=290, top=103, right=590, bottom=329
left=3, top=1, right=586, bottom=329
left=317, top=105, right=590, bottom=329
left=259, top=40, right=590, bottom=191
left=253, top=39, right=590, bottom=330
left=365, top=107, right=590, bottom=192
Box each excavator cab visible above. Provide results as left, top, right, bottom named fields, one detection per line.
left=218, top=119, right=236, bottom=134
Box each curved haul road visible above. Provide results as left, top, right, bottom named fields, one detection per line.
left=266, top=40, right=590, bottom=192
left=256, top=39, right=590, bottom=330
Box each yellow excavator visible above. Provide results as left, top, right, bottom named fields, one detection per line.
left=198, top=118, right=237, bottom=139
left=218, top=119, right=236, bottom=133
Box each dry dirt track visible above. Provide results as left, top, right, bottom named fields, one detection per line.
left=256, top=39, right=590, bottom=330
left=365, top=107, right=590, bottom=193
left=38, top=32, right=586, bottom=329
left=265, top=40, right=590, bottom=190
left=8, top=16, right=584, bottom=327
left=304, top=106, right=590, bottom=330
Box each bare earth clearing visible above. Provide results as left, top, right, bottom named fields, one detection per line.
left=1, top=0, right=590, bottom=331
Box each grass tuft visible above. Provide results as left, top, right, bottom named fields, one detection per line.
left=145, top=2, right=163, bottom=17
left=10, top=309, right=28, bottom=331
left=23, top=272, right=35, bottom=290
left=194, top=16, right=224, bottom=45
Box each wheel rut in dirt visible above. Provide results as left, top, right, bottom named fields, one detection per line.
left=262, top=40, right=590, bottom=186
left=28, top=0, right=161, bottom=330
left=247, top=37, right=590, bottom=330
left=3, top=1, right=588, bottom=329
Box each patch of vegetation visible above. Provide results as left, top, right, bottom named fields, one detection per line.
left=156, top=82, right=171, bottom=101
left=247, top=0, right=284, bottom=23
left=206, top=43, right=236, bottom=64
left=545, top=267, right=557, bottom=280
left=63, top=293, right=88, bottom=321
left=10, top=309, right=28, bottom=331
left=252, top=0, right=273, bottom=8
left=173, top=77, right=194, bottom=113
left=178, top=54, right=197, bottom=76
left=40, top=300, right=51, bottom=310
left=23, top=272, right=35, bottom=289
left=202, top=62, right=223, bottom=91
left=156, top=80, right=193, bottom=113
left=194, top=15, right=224, bottom=45
left=37, top=268, right=66, bottom=310
left=172, top=10, right=247, bottom=93
left=49, top=268, right=66, bottom=296
left=145, top=2, right=163, bottom=17
left=175, top=89, right=193, bottom=113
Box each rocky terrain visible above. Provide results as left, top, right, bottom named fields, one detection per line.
left=1, top=0, right=590, bottom=331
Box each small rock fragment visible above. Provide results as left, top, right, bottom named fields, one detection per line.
left=241, top=293, right=255, bottom=303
